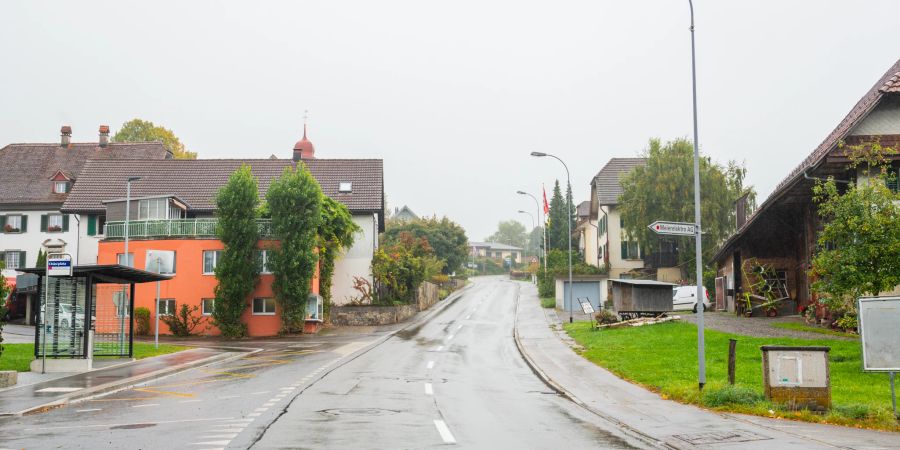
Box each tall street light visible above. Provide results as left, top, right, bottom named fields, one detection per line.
left=530, top=151, right=574, bottom=323
left=688, top=0, right=706, bottom=390
left=517, top=191, right=547, bottom=272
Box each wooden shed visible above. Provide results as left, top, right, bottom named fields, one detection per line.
left=610, top=279, right=675, bottom=316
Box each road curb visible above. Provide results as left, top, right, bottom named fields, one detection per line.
left=8, top=348, right=256, bottom=417
left=510, top=283, right=671, bottom=450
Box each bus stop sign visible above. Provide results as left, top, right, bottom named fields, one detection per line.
left=47, top=254, right=73, bottom=277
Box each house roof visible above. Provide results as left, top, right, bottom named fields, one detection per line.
left=713, top=58, right=900, bottom=262
left=592, top=158, right=646, bottom=205
left=469, top=242, right=523, bottom=251
left=0, top=142, right=170, bottom=207
left=576, top=200, right=591, bottom=218
left=60, top=158, right=385, bottom=216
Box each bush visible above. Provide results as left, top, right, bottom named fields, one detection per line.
left=431, top=274, right=450, bottom=285
left=595, top=309, right=619, bottom=325
left=160, top=304, right=204, bottom=337
left=372, top=232, right=443, bottom=303
left=702, top=385, right=765, bottom=407
left=134, top=307, right=151, bottom=336
left=540, top=297, right=556, bottom=308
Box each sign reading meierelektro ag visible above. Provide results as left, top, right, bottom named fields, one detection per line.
left=648, top=221, right=697, bottom=236
left=47, top=254, right=73, bottom=277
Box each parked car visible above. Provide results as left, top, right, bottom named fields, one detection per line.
left=672, top=286, right=711, bottom=313
left=3, top=291, right=26, bottom=321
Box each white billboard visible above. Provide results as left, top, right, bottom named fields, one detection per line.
left=858, top=296, right=900, bottom=372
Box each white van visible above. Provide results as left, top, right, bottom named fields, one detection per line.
left=672, top=286, right=711, bottom=313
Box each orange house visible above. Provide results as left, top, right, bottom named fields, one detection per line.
left=97, top=237, right=319, bottom=337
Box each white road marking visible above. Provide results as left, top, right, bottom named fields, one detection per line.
left=178, top=399, right=203, bottom=404
left=200, top=434, right=238, bottom=439
left=75, top=408, right=101, bottom=412
left=132, top=403, right=160, bottom=408
left=436, top=345, right=444, bottom=352
left=279, top=387, right=295, bottom=391
left=36, top=387, right=81, bottom=393
left=424, top=383, right=433, bottom=395
left=427, top=361, right=435, bottom=370
left=248, top=391, right=270, bottom=395
left=447, top=334, right=454, bottom=340
left=226, top=419, right=254, bottom=423
left=247, top=413, right=261, bottom=417
left=218, top=395, right=240, bottom=399
left=190, top=441, right=230, bottom=446
left=433, top=420, right=456, bottom=444
left=263, top=402, right=275, bottom=407
left=254, top=407, right=268, bottom=412
left=466, top=315, right=471, bottom=320
left=24, top=417, right=232, bottom=432
left=209, top=428, right=244, bottom=433
left=456, top=324, right=463, bottom=330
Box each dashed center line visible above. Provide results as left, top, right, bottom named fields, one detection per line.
left=427, top=361, right=435, bottom=370
left=132, top=403, right=160, bottom=408
left=436, top=345, right=444, bottom=352
left=433, top=419, right=456, bottom=444
left=424, top=383, right=434, bottom=395
left=447, top=334, right=454, bottom=340
left=75, top=408, right=101, bottom=412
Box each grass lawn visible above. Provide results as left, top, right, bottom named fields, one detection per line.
left=540, top=297, right=556, bottom=308
left=0, top=342, right=189, bottom=372
left=772, top=322, right=859, bottom=339
left=564, top=320, right=898, bottom=432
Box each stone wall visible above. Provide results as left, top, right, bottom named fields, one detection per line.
left=330, top=304, right=418, bottom=326
left=416, top=281, right=440, bottom=311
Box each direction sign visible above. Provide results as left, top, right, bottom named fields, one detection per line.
left=648, top=221, right=697, bottom=236
left=47, top=254, right=73, bottom=277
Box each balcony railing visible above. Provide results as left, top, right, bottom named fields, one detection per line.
left=104, top=219, right=273, bottom=240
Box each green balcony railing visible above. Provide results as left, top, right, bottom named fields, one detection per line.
left=104, top=219, right=273, bottom=240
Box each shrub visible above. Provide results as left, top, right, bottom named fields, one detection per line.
left=702, top=385, right=765, bottom=407
left=160, top=304, right=204, bottom=337
left=431, top=274, right=450, bottom=285
left=134, top=307, right=151, bottom=336
left=372, top=232, right=443, bottom=304
left=540, top=297, right=556, bottom=308
left=595, top=309, right=619, bottom=325
left=832, top=403, right=871, bottom=420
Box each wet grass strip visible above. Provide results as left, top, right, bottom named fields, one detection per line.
left=564, top=320, right=898, bottom=432
left=0, top=343, right=189, bottom=372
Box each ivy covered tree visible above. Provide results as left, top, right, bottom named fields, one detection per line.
left=318, top=196, right=359, bottom=317
left=267, top=164, right=322, bottom=333
left=810, top=142, right=900, bottom=322
left=618, top=138, right=755, bottom=278
left=213, top=165, right=260, bottom=337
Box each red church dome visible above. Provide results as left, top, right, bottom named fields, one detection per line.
left=293, top=124, right=315, bottom=161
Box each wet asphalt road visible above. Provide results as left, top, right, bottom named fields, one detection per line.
left=0, top=277, right=637, bottom=449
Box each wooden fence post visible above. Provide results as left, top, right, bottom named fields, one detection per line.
left=728, top=339, right=737, bottom=385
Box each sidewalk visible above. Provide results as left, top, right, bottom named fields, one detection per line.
left=0, top=347, right=248, bottom=416
left=513, top=282, right=900, bottom=450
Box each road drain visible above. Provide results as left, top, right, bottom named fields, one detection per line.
left=672, top=430, right=771, bottom=445
left=319, top=408, right=400, bottom=417
left=111, top=423, right=157, bottom=430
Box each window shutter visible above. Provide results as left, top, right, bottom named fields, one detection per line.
left=621, top=241, right=627, bottom=259
left=20, top=215, right=27, bottom=232
left=19, top=251, right=26, bottom=268
left=62, top=215, right=70, bottom=232
left=40, top=214, right=48, bottom=232
left=0, top=252, right=5, bottom=265
left=0, top=216, right=5, bottom=231
left=87, top=215, right=97, bottom=236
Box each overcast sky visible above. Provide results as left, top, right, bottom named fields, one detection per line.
left=2, top=1, right=899, bottom=240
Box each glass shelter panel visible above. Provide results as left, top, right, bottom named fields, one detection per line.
left=37, top=277, right=87, bottom=357
left=92, top=284, right=133, bottom=357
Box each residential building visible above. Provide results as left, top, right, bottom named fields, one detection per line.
left=0, top=125, right=170, bottom=277
left=60, top=129, right=384, bottom=336
left=391, top=205, right=419, bottom=222
left=712, top=59, right=900, bottom=314
left=588, top=158, right=648, bottom=279
left=469, top=242, right=523, bottom=265
left=575, top=200, right=600, bottom=267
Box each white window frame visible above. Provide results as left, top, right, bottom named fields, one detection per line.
left=202, top=250, right=221, bottom=275
left=258, top=249, right=271, bottom=274
left=54, top=181, right=68, bottom=194
left=47, top=214, right=63, bottom=232
left=117, top=253, right=135, bottom=267
left=138, top=198, right=169, bottom=220
left=158, top=299, right=176, bottom=316
left=4, top=251, right=21, bottom=270
left=201, top=298, right=215, bottom=316
left=5, top=215, right=23, bottom=233
left=252, top=298, right=276, bottom=315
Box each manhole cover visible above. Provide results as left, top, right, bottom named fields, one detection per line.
left=319, top=408, right=400, bottom=417
left=111, top=423, right=157, bottom=430
left=672, top=430, right=770, bottom=445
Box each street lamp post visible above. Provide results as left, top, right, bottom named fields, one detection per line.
left=122, top=176, right=140, bottom=352
left=517, top=209, right=535, bottom=264
left=517, top=190, right=546, bottom=272
left=688, top=0, right=706, bottom=390
left=530, top=152, right=574, bottom=323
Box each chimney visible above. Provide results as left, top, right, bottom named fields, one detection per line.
left=60, top=126, right=72, bottom=147
left=99, top=125, right=110, bottom=147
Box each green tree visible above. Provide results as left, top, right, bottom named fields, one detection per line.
left=36, top=249, right=46, bottom=268
left=114, top=118, right=197, bottom=159
left=618, top=138, right=755, bottom=279
left=382, top=217, right=468, bottom=274
left=810, top=143, right=900, bottom=304
left=486, top=220, right=528, bottom=248
left=527, top=226, right=544, bottom=257
left=318, top=196, right=360, bottom=317
left=267, top=164, right=322, bottom=333
left=372, top=232, right=443, bottom=303
left=213, top=165, right=260, bottom=338
left=547, top=180, right=569, bottom=250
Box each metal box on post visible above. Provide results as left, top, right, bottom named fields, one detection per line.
left=760, top=346, right=831, bottom=411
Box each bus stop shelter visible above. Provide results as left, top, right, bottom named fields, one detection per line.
left=20, top=264, right=170, bottom=372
